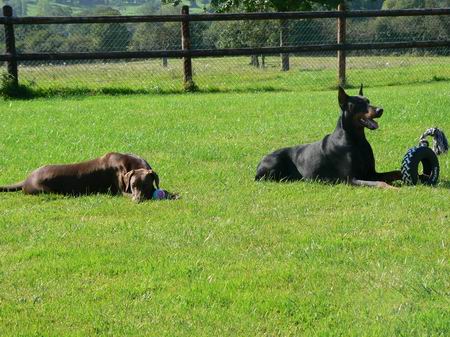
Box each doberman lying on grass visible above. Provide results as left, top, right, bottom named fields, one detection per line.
left=0, top=152, right=178, bottom=202
left=255, top=85, right=402, bottom=188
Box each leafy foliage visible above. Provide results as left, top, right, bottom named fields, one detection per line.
left=209, top=0, right=342, bottom=12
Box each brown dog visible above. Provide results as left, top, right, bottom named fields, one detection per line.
left=0, top=152, right=175, bottom=202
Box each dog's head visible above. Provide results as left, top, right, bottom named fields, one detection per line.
left=338, top=84, right=384, bottom=132
left=123, top=169, right=159, bottom=203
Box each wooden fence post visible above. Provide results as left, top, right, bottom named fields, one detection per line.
left=181, top=5, right=195, bottom=91
left=280, top=18, right=290, bottom=71
left=337, top=2, right=346, bottom=87
left=337, top=1, right=347, bottom=88
left=3, top=5, right=18, bottom=87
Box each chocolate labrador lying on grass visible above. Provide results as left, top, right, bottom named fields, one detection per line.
left=0, top=152, right=178, bottom=202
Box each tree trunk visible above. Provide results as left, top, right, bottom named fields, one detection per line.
left=280, top=19, right=290, bottom=71
left=162, top=57, right=168, bottom=67
left=250, top=55, right=260, bottom=68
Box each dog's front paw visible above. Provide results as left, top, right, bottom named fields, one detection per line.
left=377, top=181, right=399, bottom=189
left=161, top=190, right=180, bottom=200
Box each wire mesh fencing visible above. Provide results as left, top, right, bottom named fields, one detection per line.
left=1, top=7, right=449, bottom=95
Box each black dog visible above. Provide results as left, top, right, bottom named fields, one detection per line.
left=255, top=85, right=401, bottom=188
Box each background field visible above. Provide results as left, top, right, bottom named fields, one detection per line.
left=17, top=55, right=450, bottom=96
left=0, top=81, right=449, bottom=336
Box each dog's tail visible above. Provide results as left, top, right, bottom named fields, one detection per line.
left=0, top=182, right=24, bottom=192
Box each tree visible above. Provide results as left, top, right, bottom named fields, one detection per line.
left=14, top=3, right=72, bottom=57
left=77, top=7, right=132, bottom=52
left=348, top=0, right=383, bottom=9
left=204, top=19, right=278, bottom=67
left=130, top=21, right=180, bottom=51
left=131, top=4, right=211, bottom=67
left=382, top=0, right=450, bottom=9
left=163, top=1, right=341, bottom=13
left=209, top=0, right=342, bottom=71
left=210, top=0, right=341, bottom=12
left=130, top=5, right=181, bottom=67
left=369, top=0, right=450, bottom=55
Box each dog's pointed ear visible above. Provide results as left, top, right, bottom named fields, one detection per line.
left=122, top=170, right=135, bottom=193
left=338, top=86, right=348, bottom=108
left=359, top=83, right=364, bottom=96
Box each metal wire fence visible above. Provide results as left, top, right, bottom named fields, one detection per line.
left=1, top=7, right=449, bottom=95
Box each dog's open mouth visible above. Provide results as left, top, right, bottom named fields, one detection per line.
left=360, top=117, right=379, bottom=130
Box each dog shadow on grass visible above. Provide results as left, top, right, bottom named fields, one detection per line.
left=398, top=180, right=450, bottom=189
left=437, top=180, right=450, bottom=189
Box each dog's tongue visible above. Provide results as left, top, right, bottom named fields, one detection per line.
left=361, top=118, right=379, bottom=130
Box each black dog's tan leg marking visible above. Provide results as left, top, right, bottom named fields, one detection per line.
left=350, top=178, right=398, bottom=189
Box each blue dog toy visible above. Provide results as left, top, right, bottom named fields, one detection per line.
left=401, top=128, right=448, bottom=185
left=152, top=189, right=167, bottom=200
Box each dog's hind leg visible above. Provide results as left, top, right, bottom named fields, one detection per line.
left=255, top=152, right=302, bottom=182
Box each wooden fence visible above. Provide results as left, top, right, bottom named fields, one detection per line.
left=1, top=4, right=450, bottom=90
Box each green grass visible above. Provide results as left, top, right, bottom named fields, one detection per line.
left=0, top=81, right=449, bottom=336
left=16, top=55, right=450, bottom=97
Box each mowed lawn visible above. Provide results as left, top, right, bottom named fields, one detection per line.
left=0, top=82, right=449, bottom=336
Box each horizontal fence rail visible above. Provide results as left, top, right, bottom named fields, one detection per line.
left=1, top=4, right=450, bottom=92
left=1, top=41, right=449, bottom=62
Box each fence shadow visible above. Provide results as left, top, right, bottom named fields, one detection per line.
left=2, top=74, right=450, bottom=100
left=1, top=85, right=290, bottom=100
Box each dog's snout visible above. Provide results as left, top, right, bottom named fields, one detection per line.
left=376, top=108, right=383, bottom=117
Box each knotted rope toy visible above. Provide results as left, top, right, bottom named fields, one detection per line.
left=401, top=128, right=448, bottom=185
left=418, top=127, right=449, bottom=155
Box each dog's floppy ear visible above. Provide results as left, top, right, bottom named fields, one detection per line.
left=359, top=83, right=364, bottom=96
left=122, top=170, right=135, bottom=193
left=338, top=86, right=348, bottom=109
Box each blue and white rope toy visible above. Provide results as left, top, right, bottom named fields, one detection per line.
left=418, top=127, right=448, bottom=155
